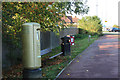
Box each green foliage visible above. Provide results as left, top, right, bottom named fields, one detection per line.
left=2, top=2, right=89, bottom=66
left=41, top=34, right=99, bottom=78
left=78, top=16, right=102, bottom=35
left=78, top=28, right=88, bottom=34
left=74, top=34, right=88, bottom=39
left=2, top=34, right=99, bottom=78
left=2, top=2, right=89, bottom=46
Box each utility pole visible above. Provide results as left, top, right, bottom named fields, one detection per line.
left=96, top=0, right=98, bottom=16
left=118, top=1, right=120, bottom=27
left=105, top=0, right=108, bottom=29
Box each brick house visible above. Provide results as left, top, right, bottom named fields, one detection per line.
left=72, top=16, right=79, bottom=27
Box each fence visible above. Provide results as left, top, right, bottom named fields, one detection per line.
left=60, top=27, right=79, bottom=38
left=2, top=27, right=79, bottom=68
left=40, top=27, right=79, bottom=55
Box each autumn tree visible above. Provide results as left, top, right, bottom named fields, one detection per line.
left=2, top=1, right=89, bottom=45
left=2, top=1, right=89, bottom=67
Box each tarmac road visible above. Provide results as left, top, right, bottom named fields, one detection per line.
left=58, top=35, right=119, bottom=78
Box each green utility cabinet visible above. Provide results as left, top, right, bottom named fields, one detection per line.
left=22, top=22, right=41, bottom=69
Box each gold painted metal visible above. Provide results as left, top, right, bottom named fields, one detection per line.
left=22, top=22, right=41, bottom=69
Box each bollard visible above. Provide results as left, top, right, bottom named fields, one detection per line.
left=22, top=22, right=42, bottom=78
left=88, top=35, right=91, bottom=42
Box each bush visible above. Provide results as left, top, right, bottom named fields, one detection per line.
left=74, top=34, right=88, bottom=39
left=78, top=28, right=88, bottom=34
left=78, top=16, right=102, bottom=35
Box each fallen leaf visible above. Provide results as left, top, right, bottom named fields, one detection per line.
left=77, top=61, right=79, bottom=62
left=42, top=73, right=46, bottom=76
left=67, top=74, right=70, bottom=76
left=58, top=67, right=62, bottom=70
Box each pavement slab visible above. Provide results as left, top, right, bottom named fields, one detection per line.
left=58, top=35, right=119, bottom=78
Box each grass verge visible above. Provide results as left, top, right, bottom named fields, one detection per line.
left=41, top=34, right=99, bottom=79
left=2, top=34, right=99, bottom=79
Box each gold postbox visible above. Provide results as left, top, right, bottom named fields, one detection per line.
left=22, top=22, right=41, bottom=69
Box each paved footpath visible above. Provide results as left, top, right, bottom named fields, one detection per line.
left=58, top=35, right=119, bottom=78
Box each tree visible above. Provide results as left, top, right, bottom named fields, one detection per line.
left=2, top=1, right=89, bottom=31
left=2, top=1, right=89, bottom=48
left=78, top=16, right=102, bottom=35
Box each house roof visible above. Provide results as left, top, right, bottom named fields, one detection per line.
left=67, top=16, right=72, bottom=23
left=61, top=15, right=79, bottom=23
left=72, top=16, right=79, bottom=23
left=61, top=15, right=71, bottom=23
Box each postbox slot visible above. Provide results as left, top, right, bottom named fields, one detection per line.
left=37, top=32, right=39, bottom=40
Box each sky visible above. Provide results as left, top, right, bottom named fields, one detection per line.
left=86, top=0, right=119, bottom=28
left=68, top=0, right=120, bottom=28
